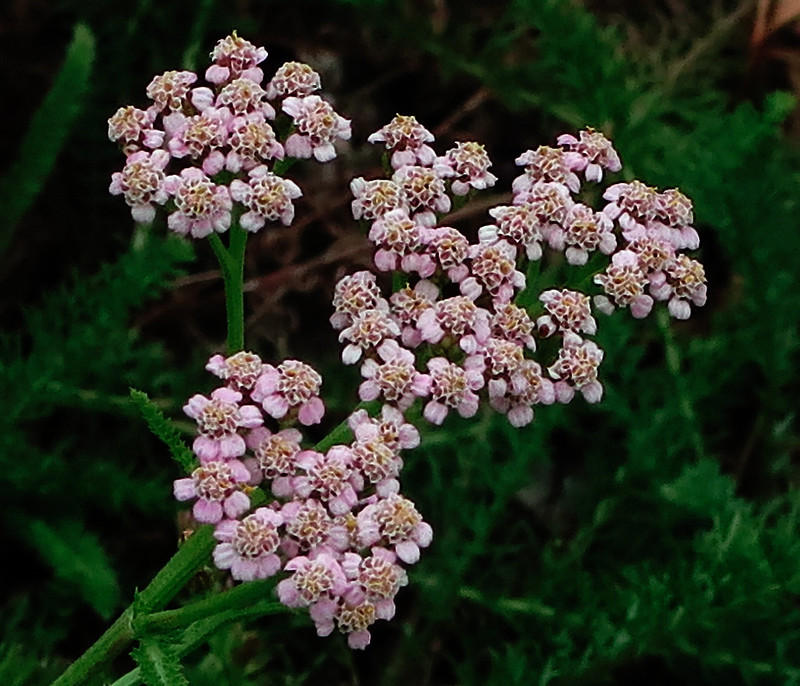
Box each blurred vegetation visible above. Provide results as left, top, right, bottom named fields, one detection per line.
left=2, top=0, right=800, bottom=684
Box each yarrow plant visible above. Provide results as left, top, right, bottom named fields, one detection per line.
left=53, top=31, right=707, bottom=684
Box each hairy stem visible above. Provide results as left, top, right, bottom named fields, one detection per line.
left=50, top=527, right=215, bottom=686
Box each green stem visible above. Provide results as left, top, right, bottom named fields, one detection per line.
left=208, top=224, right=247, bottom=354
left=132, top=579, right=282, bottom=634
left=50, top=527, right=215, bottom=686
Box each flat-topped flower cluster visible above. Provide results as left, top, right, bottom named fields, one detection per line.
left=174, top=351, right=429, bottom=649
left=340, top=116, right=707, bottom=428
left=108, top=32, right=351, bottom=236
left=110, top=33, right=708, bottom=651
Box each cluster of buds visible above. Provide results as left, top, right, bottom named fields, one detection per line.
left=174, top=351, right=429, bottom=649
left=108, top=32, right=350, bottom=236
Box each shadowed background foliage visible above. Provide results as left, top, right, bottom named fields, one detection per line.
left=3, top=0, right=800, bottom=684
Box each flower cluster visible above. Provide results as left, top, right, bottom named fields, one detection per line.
left=109, top=32, right=350, bottom=237
left=338, top=118, right=707, bottom=431
left=114, top=35, right=708, bottom=653
left=175, top=351, right=429, bottom=649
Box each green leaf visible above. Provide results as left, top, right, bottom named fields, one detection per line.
left=0, top=23, right=95, bottom=256
left=132, top=637, right=189, bottom=686
left=25, top=518, right=120, bottom=619
left=130, top=388, right=197, bottom=473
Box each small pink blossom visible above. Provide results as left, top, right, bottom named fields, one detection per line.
left=205, top=351, right=267, bottom=392
left=513, top=145, right=580, bottom=194
left=216, top=77, right=274, bottom=117
left=162, top=168, right=232, bottom=238
left=173, top=459, right=251, bottom=524
left=184, top=387, right=263, bottom=462
left=282, top=499, right=334, bottom=552
left=491, top=359, right=555, bottom=427
left=388, top=281, right=438, bottom=348
left=537, top=289, right=597, bottom=336
left=359, top=339, right=431, bottom=409
left=423, top=357, right=484, bottom=425
left=368, top=114, right=436, bottom=169
left=351, top=178, right=407, bottom=221
left=593, top=250, right=653, bottom=318
left=226, top=112, right=284, bottom=172
left=252, top=360, right=325, bottom=425
left=603, top=180, right=659, bottom=238
left=557, top=128, right=622, bottom=182
left=558, top=203, right=616, bottom=265
left=661, top=254, right=707, bottom=320
left=417, top=295, right=491, bottom=353
left=434, top=141, right=497, bottom=195
left=206, top=33, right=268, bottom=85
left=348, top=405, right=420, bottom=452
left=107, top=105, right=163, bottom=152
left=330, top=271, right=387, bottom=330
left=491, top=303, right=537, bottom=351
left=650, top=188, right=700, bottom=250
left=109, top=150, right=170, bottom=223
left=278, top=553, right=348, bottom=607
left=339, top=308, right=401, bottom=365
left=461, top=241, right=525, bottom=303
left=167, top=108, right=231, bottom=170
left=246, top=426, right=303, bottom=492
left=282, top=95, right=351, bottom=162
left=391, top=165, right=450, bottom=226
left=146, top=70, right=198, bottom=113
left=266, top=61, right=322, bottom=99
left=293, top=446, right=361, bottom=516
left=229, top=166, right=302, bottom=231
left=419, top=226, right=471, bottom=282
left=548, top=332, right=604, bottom=403
left=213, top=508, right=283, bottom=580
left=357, top=493, right=432, bottom=564
left=368, top=209, right=434, bottom=276
left=482, top=204, right=545, bottom=261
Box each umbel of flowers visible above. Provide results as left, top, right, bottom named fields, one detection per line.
left=109, top=34, right=707, bottom=650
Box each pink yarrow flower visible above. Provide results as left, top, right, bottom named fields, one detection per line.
left=206, top=33, right=268, bottom=85
left=493, top=359, right=556, bottom=427
left=368, top=209, right=435, bottom=277
left=593, top=250, right=654, bottom=319
left=368, top=114, right=436, bottom=169
left=423, top=357, right=485, bottom=425
left=293, top=446, right=362, bottom=516
left=107, top=105, right=164, bottom=152
left=557, top=128, right=622, bottom=182
left=391, top=165, right=451, bottom=226
left=266, top=61, right=322, bottom=99
left=252, top=360, right=325, bottom=425
left=226, top=112, right=284, bottom=172
left=213, top=508, right=283, bottom=580
left=216, top=78, right=274, bottom=117
left=513, top=145, right=580, bottom=194
left=351, top=178, right=407, bottom=221
left=173, top=459, right=251, bottom=524
left=229, top=165, right=302, bottom=231
left=434, top=141, right=497, bottom=195
left=162, top=168, right=232, bottom=238
left=206, top=351, right=268, bottom=392
left=482, top=204, right=545, bottom=261
left=277, top=553, right=348, bottom=608
left=282, top=95, right=351, bottom=162
left=246, top=426, right=303, bottom=496
left=359, top=339, right=432, bottom=410
left=460, top=240, right=525, bottom=303
left=338, top=308, right=401, bottom=365
left=548, top=332, right=604, bottom=403
left=357, top=493, right=433, bottom=565
left=184, top=387, right=263, bottom=462
left=146, top=70, right=198, bottom=113
left=348, top=405, right=420, bottom=452
left=330, top=271, right=388, bottom=331
left=109, top=150, right=170, bottom=223
left=389, top=281, right=439, bottom=348
left=537, top=289, right=597, bottom=336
